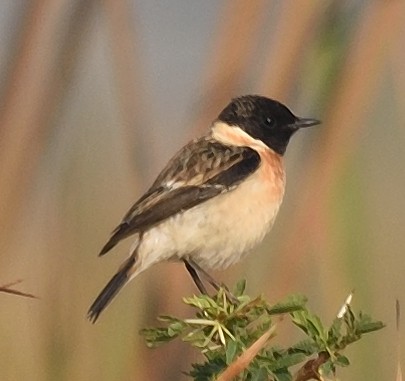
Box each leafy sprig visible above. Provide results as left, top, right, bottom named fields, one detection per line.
left=140, top=281, right=384, bottom=380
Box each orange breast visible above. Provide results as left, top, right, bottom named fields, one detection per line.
left=257, top=147, right=285, bottom=203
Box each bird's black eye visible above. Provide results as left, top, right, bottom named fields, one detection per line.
left=265, top=117, right=274, bottom=127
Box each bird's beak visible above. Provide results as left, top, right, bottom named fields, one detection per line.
left=293, top=117, right=321, bottom=129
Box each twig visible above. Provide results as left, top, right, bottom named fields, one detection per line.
left=0, top=280, right=37, bottom=299
left=293, top=352, right=330, bottom=381
left=216, top=323, right=278, bottom=381
left=397, top=299, right=402, bottom=381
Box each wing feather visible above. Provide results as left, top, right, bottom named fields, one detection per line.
left=99, top=137, right=260, bottom=256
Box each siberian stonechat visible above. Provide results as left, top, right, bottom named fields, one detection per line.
left=88, top=95, right=319, bottom=322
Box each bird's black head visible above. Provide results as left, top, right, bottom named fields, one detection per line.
left=217, top=95, right=320, bottom=155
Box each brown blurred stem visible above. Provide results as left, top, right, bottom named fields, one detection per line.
left=194, top=0, right=268, bottom=132
left=0, top=0, right=95, bottom=246
left=274, top=0, right=405, bottom=289
left=102, top=0, right=150, bottom=178
left=293, top=352, right=330, bottom=381
left=217, top=323, right=278, bottom=381
left=259, top=1, right=326, bottom=99
left=0, top=280, right=37, bottom=299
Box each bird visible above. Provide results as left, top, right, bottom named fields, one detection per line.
left=87, top=95, right=319, bottom=322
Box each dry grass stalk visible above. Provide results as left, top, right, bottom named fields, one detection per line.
left=0, top=0, right=95, bottom=245
left=194, top=0, right=268, bottom=132
left=216, top=324, right=278, bottom=381
left=274, top=0, right=405, bottom=286
left=0, top=279, right=37, bottom=299
left=102, top=0, right=150, bottom=176
left=0, top=0, right=69, bottom=239
left=259, top=1, right=326, bottom=98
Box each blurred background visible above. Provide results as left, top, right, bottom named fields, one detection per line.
left=0, top=1, right=404, bottom=380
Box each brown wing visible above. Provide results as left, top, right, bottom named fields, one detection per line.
left=99, top=136, right=260, bottom=256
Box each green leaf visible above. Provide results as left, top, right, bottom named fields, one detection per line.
left=291, top=310, right=327, bottom=345
left=234, top=279, right=247, bottom=296
left=328, top=317, right=343, bottom=342
left=140, top=280, right=385, bottom=380
left=290, top=339, right=319, bottom=355
left=167, top=321, right=185, bottom=336
left=356, top=312, right=385, bottom=334
left=140, top=327, right=180, bottom=347
left=335, top=354, right=350, bottom=367
left=158, top=315, right=181, bottom=323
left=225, top=339, right=239, bottom=364
left=268, top=294, right=307, bottom=315
left=188, top=357, right=226, bottom=381
left=357, top=320, right=385, bottom=334
left=251, top=366, right=268, bottom=381
left=184, top=294, right=218, bottom=310
left=183, top=329, right=206, bottom=345
left=271, top=352, right=307, bottom=369
left=272, top=368, right=292, bottom=381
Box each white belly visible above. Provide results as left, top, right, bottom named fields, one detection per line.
left=180, top=172, right=283, bottom=269
left=134, top=152, right=285, bottom=273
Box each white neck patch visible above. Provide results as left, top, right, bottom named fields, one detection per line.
left=211, top=121, right=269, bottom=151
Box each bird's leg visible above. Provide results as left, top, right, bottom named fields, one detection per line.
left=187, top=259, right=221, bottom=291
left=186, top=259, right=238, bottom=304
left=183, top=259, right=208, bottom=294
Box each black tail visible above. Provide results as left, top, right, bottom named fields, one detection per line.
left=99, top=223, right=131, bottom=256
left=88, top=256, right=135, bottom=323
